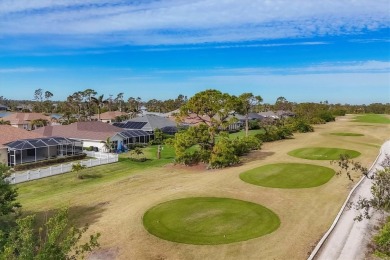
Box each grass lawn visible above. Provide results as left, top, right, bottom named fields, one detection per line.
left=143, top=197, right=280, bottom=245
left=330, top=132, right=364, bottom=136
left=288, top=147, right=361, bottom=160
left=18, top=145, right=176, bottom=207
left=353, top=114, right=390, bottom=124
left=240, top=163, right=335, bottom=189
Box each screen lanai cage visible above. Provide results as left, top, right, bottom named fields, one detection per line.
left=6, top=137, right=83, bottom=166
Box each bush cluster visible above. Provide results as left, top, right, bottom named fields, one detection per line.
left=13, top=154, right=87, bottom=171
left=209, top=135, right=261, bottom=168
left=255, top=126, right=293, bottom=142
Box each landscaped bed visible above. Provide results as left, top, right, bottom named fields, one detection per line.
left=240, top=163, right=335, bottom=188
left=288, top=147, right=361, bottom=160
left=143, top=197, right=280, bottom=245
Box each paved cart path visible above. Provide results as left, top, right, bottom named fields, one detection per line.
left=313, top=140, right=390, bottom=260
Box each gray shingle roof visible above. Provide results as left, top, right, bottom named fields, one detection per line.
left=124, top=114, right=176, bottom=131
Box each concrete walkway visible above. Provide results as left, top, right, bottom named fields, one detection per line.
left=312, top=140, right=390, bottom=260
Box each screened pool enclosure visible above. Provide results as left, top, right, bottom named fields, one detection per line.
left=6, top=137, right=83, bottom=166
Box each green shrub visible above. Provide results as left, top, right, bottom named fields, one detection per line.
left=209, top=137, right=239, bottom=168
left=373, top=217, right=390, bottom=258
left=248, top=120, right=260, bottom=130
left=85, top=146, right=94, bottom=151
left=13, top=154, right=87, bottom=171
left=288, top=119, right=314, bottom=133
left=318, top=111, right=335, bottom=122
left=332, top=109, right=347, bottom=116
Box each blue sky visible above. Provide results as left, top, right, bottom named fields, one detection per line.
left=0, top=0, right=389, bottom=104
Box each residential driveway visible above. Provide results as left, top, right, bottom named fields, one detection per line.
left=314, top=140, right=390, bottom=260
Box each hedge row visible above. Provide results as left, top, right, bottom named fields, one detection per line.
left=14, top=154, right=87, bottom=171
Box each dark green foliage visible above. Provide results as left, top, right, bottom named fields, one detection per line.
left=0, top=164, right=20, bottom=217
left=331, top=109, right=347, bottom=116
left=318, top=111, right=335, bottom=122
left=209, top=135, right=239, bottom=168
left=255, top=125, right=293, bottom=142
left=149, top=128, right=164, bottom=145
left=209, top=133, right=261, bottom=168
left=0, top=164, right=21, bottom=249
left=0, top=207, right=100, bottom=259
left=13, top=154, right=87, bottom=171
left=248, top=120, right=260, bottom=130
left=373, top=217, right=390, bottom=258
left=284, top=118, right=314, bottom=133
left=232, top=136, right=261, bottom=156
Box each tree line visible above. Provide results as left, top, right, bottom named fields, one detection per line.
left=0, top=89, right=389, bottom=118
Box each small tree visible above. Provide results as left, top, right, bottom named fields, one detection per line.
left=71, top=162, right=86, bottom=179
left=131, top=147, right=144, bottom=159
left=0, top=120, right=10, bottom=125
left=332, top=154, right=390, bottom=220
left=101, top=137, right=112, bottom=153
left=0, top=207, right=100, bottom=259
left=238, top=93, right=263, bottom=137
left=0, top=163, right=21, bottom=239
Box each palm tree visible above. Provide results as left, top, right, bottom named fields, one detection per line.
left=71, top=162, right=86, bottom=179
left=91, top=94, right=108, bottom=121
left=30, top=119, right=49, bottom=130
left=0, top=120, right=10, bottom=125
left=101, top=137, right=112, bottom=153
left=131, top=147, right=144, bottom=159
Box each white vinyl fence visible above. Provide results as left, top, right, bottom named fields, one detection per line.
left=6, top=152, right=118, bottom=184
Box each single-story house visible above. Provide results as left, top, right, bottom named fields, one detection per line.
left=95, top=111, right=129, bottom=123
left=16, top=104, right=32, bottom=112
left=276, top=110, right=295, bottom=118
left=34, top=121, right=152, bottom=152
left=0, top=125, right=42, bottom=165
left=258, top=111, right=280, bottom=119
left=113, top=114, right=178, bottom=134
left=1, top=112, right=53, bottom=130
left=177, top=113, right=242, bottom=131
left=0, top=125, right=83, bottom=167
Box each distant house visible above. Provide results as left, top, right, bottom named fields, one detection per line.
left=0, top=104, right=9, bottom=111
left=16, top=104, right=32, bottom=112
left=0, top=125, right=42, bottom=165
left=1, top=113, right=53, bottom=130
left=276, top=110, right=295, bottom=119
left=234, top=113, right=265, bottom=124
left=258, top=111, right=280, bottom=119
left=34, top=121, right=152, bottom=152
left=96, top=111, right=128, bottom=123
left=113, top=114, right=178, bottom=134
left=178, top=113, right=242, bottom=131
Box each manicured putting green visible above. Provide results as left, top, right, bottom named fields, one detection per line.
left=330, top=132, right=364, bottom=136
left=288, top=147, right=360, bottom=160
left=143, top=197, right=280, bottom=245
left=240, top=163, right=335, bottom=188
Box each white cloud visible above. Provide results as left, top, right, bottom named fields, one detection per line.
left=0, top=67, right=48, bottom=73
left=0, top=0, right=388, bottom=47
left=148, top=61, right=390, bottom=75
